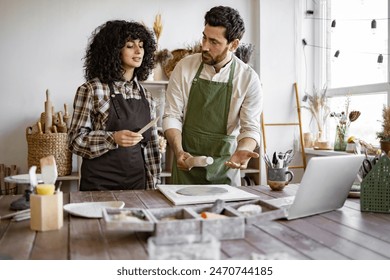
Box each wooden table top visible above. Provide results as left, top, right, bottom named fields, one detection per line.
left=1, top=185, right=390, bottom=260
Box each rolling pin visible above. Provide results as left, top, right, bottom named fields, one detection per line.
left=57, top=111, right=67, bottom=133
left=37, top=121, right=43, bottom=134
left=44, top=89, right=52, bottom=133
left=185, top=156, right=214, bottom=170
left=63, top=103, right=71, bottom=128
left=52, top=105, right=59, bottom=125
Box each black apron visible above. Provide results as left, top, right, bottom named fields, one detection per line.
left=80, top=83, right=151, bottom=191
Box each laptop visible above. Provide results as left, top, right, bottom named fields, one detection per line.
left=265, top=154, right=365, bottom=220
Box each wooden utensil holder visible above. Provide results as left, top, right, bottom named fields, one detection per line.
left=30, top=191, right=63, bottom=231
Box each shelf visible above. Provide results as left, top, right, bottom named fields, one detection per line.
left=304, top=148, right=350, bottom=156
left=57, top=172, right=80, bottom=181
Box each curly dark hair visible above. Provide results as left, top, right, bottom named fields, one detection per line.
left=84, top=20, right=156, bottom=83
left=204, top=6, right=245, bottom=43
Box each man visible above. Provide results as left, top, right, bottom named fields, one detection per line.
left=163, top=6, right=263, bottom=186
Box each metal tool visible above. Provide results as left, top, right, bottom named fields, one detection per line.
left=266, top=150, right=294, bottom=168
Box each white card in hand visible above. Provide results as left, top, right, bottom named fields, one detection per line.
left=137, top=116, right=160, bottom=134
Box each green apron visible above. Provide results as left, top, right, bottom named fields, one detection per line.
left=171, top=59, right=240, bottom=186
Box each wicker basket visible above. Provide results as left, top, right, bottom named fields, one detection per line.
left=360, top=156, right=390, bottom=213
left=26, top=128, right=72, bottom=176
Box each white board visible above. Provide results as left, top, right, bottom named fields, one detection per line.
left=157, top=184, right=259, bottom=206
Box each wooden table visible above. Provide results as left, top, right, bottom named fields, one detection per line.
left=1, top=185, right=390, bottom=260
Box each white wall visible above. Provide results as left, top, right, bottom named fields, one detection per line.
left=0, top=0, right=259, bottom=173
left=259, top=0, right=313, bottom=182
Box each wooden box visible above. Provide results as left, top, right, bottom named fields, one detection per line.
left=226, top=199, right=288, bottom=224
left=148, top=207, right=201, bottom=237
left=193, top=205, right=245, bottom=240
left=30, top=191, right=63, bottom=231
left=103, top=208, right=155, bottom=232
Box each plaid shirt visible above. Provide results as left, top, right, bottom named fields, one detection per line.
left=68, top=77, right=161, bottom=189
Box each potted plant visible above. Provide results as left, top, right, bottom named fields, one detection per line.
left=301, top=85, right=331, bottom=149
left=377, top=105, right=390, bottom=155
left=330, top=95, right=361, bottom=151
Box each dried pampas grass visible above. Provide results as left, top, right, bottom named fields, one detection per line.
left=153, top=13, right=163, bottom=46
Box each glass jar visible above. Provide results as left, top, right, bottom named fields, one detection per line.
left=334, top=125, right=349, bottom=151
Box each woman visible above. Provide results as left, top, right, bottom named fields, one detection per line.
left=68, top=20, right=160, bottom=191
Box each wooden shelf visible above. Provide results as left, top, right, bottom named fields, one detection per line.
left=57, top=172, right=80, bottom=181
left=304, top=148, right=350, bottom=156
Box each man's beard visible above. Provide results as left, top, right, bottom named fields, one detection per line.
left=202, top=51, right=217, bottom=65
left=201, top=48, right=229, bottom=66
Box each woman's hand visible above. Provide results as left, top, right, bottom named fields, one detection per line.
left=113, top=130, right=143, bottom=147
left=225, top=150, right=259, bottom=169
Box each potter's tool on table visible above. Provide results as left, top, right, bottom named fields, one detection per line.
left=138, top=117, right=160, bottom=135
left=9, top=166, right=38, bottom=211
left=40, top=155, right=58, bottom=184
left=185, top=156, right=214, bottom=170
left=210, top=199, right=225, bottom=214
left=0, top=208, right=31, bottom=222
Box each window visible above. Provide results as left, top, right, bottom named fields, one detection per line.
left=317, top=0, right=390, bottom=145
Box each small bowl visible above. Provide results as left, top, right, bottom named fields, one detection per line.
left=267, top=180, right=288, bottom=191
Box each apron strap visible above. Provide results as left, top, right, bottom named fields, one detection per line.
left=108, top=83, right=122, bottom=119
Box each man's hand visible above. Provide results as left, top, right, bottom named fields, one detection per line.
left=176, top=150, right=193, bottom=170
left=113, top=130, right=143, bottom=147
left=225, top=150, right=259, bottom=169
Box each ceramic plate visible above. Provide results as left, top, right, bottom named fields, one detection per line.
left=63, top=201, right=125, bottom=218
left=5, top=173, right=43, bottom=184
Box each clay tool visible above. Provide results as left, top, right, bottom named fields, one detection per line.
left=138, top=117, right=160, bottom=134
left=210, top=199, right=225, bottom=214
left=0, top=209, right=30, bottom=220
